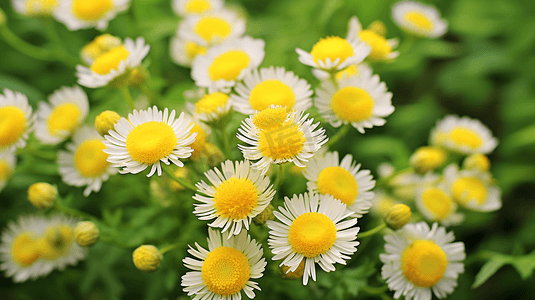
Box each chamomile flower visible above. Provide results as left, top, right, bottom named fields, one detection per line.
left=237, top=106, right=328, bottom=175
left=0, top=89, right=33, bottom=154
left=186, top=92, right=231, bottom=122
left=415, top=182, right=464, bottom=226
left=178, top=9, right=246, bottom=46
left=443, top=164, right=501, bottom=212
left=230, top=66, right=313, bottom=115
left=380, top=222, right=465, bottom=300
left=76, top=37, right=150, bottom=88
left=54, top=0, right=130, bottom=31
left=58, top=126, right=117, bottom=196
left=429, top=115, right=498, bottom=155
left=303, top=151, right=375, bottom=218
left=103, top=106, right=196, bottom=177
left=181, top=228, right=267, bottom=300
left=0, top=152, right=16, bottom=192
left=34, top=86, right=88, bottom=145
left=267, top=193, right=360, bottom=285
left=11, top=0, right=58, bottom=16
left=191, top=36, right=265, bottom=90
left=312, top=62, right=372, bottom=82
left=296, top=35, right=370, bottom=73
left=392, top=1, right=448, bottom=38
left=170, top=36, right=208, bottom=67
left=172, top=0, right=223, bottom=17
left=346, top=17, right=399, bottom=61
left=193, top=160, right=275, bottom=236
left=315, top=69, right=394, bottom=133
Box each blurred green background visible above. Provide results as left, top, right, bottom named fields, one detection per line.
left=1, top=0, right=535, bottom=299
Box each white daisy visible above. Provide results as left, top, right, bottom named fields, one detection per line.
left=103, top=106, right=196, bottom=177
left=230, top=66, right=313, bottom=115
left=178, top=9, right=246, bottom=46
left=34, top=85, right=89, bottom=145
left=303, top=151, right=375, bottom=217
left=312, top=62, right=373, bottom=82
left=380, top=222, right=465, bottom=300
left=267, top=193, right=360, bottom=285
left=172, top=0, right=223, bottom=17
left=443, top=164, right=501, bottom=212
left=237, top=106, right=328, bottom=175
left=415, top=182, right=464, bottom=226
left=315, top=69, right=394, bottom=133
left=170, top=36, right=208, bottom=67
left=193, top=160, right=275, bottom=236
left=347, top=17, right=399, bottom=61
left=186, top=92, right=231, bottom=122
left=54, top=0, right=130, bottom=31
left=191, top=36, right=265, bottom=90
left=11, top=0, right=58, bottom=16
left=76, top=37, right=150, bottom=88
left=181, top=228, right=266, bottom=300
left=58, top=126, right=117, bottom=196
left=0, top=88, right=34, bottom=154
left=0, top=152, right=16, bottom=193
left=429, top=115, right=498, bottom=155
left=391, top=1, right=448, bottom=38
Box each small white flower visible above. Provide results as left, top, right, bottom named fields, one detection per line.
left=391, top=1, right=448, bottom=38
left=0, top=88, right=34, bottom=154
left=172, top=0, right=223, bottom=17
left=54, top=0, right=131, bottom=31
left=178, top=9, right=246, bottom=46
left=415, top=181, right=464, bottom=226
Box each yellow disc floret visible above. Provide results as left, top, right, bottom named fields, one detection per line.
left=47, top=103, right=82, bottom=137
left=75, top=140, right=109, bottom=177
left=11, top=233, right=40, bottom=267
left=185, top=0, right=211, bottom=14
left=185, top=41, right=207, bottom=60
left=213, top=177, right=258, bottom=219
left=25, top=0, right=58, bottom=16
left=252, top=107, right=287, bottom=131
left=288, top=212, right=337, bottom=258
left=448, top=127, right=483, bottom=150
left=358, top=30, right=392, bottom=61
left=316, top=166, right=358, bottom=205
left=202, top=246, right=251, bottom=296
left=195, top=92, right=229, bottom=115
left=451, top=177, right=487, bottom=205
left=37, top=225, right=74, bottom=260
left=421, top=188, right=452, bottom=220
left=331, top=86, right=374, bottom=122
left=126, top=121, right=178, bottom=165
left=194, top=17, right=232, bottom=42
left=0, top=106, right=26, bottom=148
left=133, top=245, right=162, bottom=272
left=310, top=36, right=354, bottom=65
left=249, top=80, right=296, bottom=112
left=401, top=240, right=447, bottom=287
left=258, top=121, right=305, bottom=161
left=95, top=110, right=121, bottom=136
left=404, top=11, right=433, bottom=31
left=90, top=46, right=130, bottom=75
left=208, top=50, right=250, bottom=81
left=335, top=65, right=359, bottom=80
left=28, top=182, right=57, bottom=209
left=72, top=0, right=113, bottom=21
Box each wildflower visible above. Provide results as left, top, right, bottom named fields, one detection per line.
left=54, top=0, right=131, bottom=30
left=178, top=9, right=246, bottom=46
left=81, top=34, right=122, bottom=65
left=172, top=0, right=223, bottom=17
left=133, top=245, right=162, bottom=272
left=410, top=146, right=447, bottom=174
left=27, top=183, right=57, bottom=209
left=11, top=0, right=58, bottom=16
left=385, top=204, right=411, bottom=230
left=346, top=17, right=399, bottom=61
left=391, top=1, right=448, bottom=38
left=94, top=110, right=121, bottom=137
left=74, top=221, right=99, bottom=247
left=415, top=183, right=464, bottom=226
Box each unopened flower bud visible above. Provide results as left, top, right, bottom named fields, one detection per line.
left=410, top=146, right=447, bottom=174
left=28, top=183, right=57, bottom=209
left=463, top=154, right=490, bottom=172
left=95, top=110, right=121, bottom=136
left=385, top=204, right=412, bottom=230
left=280, top=259, right=305, bottom=279
left=133, top=245, right=162, bottom=272
left=74, top=221, right=100, bottom=247
left=253, top=204, right=274, bottom=226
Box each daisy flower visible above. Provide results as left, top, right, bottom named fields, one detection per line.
left=443, top=164, right=501, bottom=212
left=267, top=193, right=360, bottom=285
left=346, top=17, right=399, bottom=61
left=11, top=0, right=58, bottom=16
left=312, top=62, right=373, bottom=82
left=34, top=86, right=88, bottom=145
left=193, top=160, right=275, bottom=236
left=191, top=36, right=265, bottom=90
left=391, top=1, right=448, bottom=38
left=315, top=68, right=394, bottom=133
left=58, top=126, right=117, bottom=196
left=54, top=0, right=131, bottom=31
left=237, top=106, right=328, bottom=175
left=429, top=115, right=498, bottom=155
left=0, top=152, right=16, bottom=193
left=172, top=0, right=223, bottom=17
left=0, top=88, right=34, bottom=154
left=186, top=92, right=231, bottom=122
left=170, top=36, right=208, bottom=67
left=103, top=106, right=196, bottom=177
left=181, top=228, right=267, bottom=300
left=80, top=34, right=122, bottom=65
left=76, top=37, right=150, bottom=88
left=303, top=151, right=375, bottom=218
left=380, top=222, right=465, bottom=300
left=178, top=9, right=246, bottom=46
left=230, top=66, right=313, bottom=115
left=415, top=182, right=464, bottom=226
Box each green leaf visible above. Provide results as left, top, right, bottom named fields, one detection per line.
left=511, top=251, right=535, bottom=280
left=473, top=251, right=535, bottom=288
left=472, top=254, right=511, bottom=288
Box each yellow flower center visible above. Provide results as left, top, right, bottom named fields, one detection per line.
left=194, top=17, right=232, bottom=42
left=208, top=50, right=250, bottom=81
left=190, top=123, right=207, bottom=154
left=249, top=80, right=296, bottom=112
left=421, top=188, right=452, bottom=220
left=451, top=177, right=487, bottom=205
left=47, top=103, right=82, bottom=137
left=258, top=121, right=305, bottom=161
left=37, top=225, right=74, bottom=260
left=464, top=154, right=490, bottom=172
left=213, top=177, right=258, bottom=220
left=358, top=30, right=392, bottom=61
left=11, top=233, right=40, bottom=267
left=185, top=41, right=207, bottom=59
left=252, top=107, right=287, bottom=131
left=72, top=0, right=113, bottom=21
left=335, top=65, right=359, bottom=80
left=0, top=160, right=11, bottom=181
left=25, top=0, right=58, bottom=16
left=90, top=46, right=130, bottom=75
left=0, top=106, right=26, bottom=148
left=195, top=92, right=229, bottom=115
left=401, top=240, right=447, bottom=287
left=316, top=166, right=358, bottom=205
left=185, top=0, right=211, bottom=13
left=202, top=246, right=251, bottom=296
left=74, top=139, right=109, bottom=178
left=404, top=11, right=433, bottom=30
left=288, top=212, right=337, bottom=258
left=310, top=36, right=354, bottom=65
left=331, top=86, right=374, bottom=122
left=126, top=121, right=178, bottom=165
left=448, top=127, right=483, bottom=149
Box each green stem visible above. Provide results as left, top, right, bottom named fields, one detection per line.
left=329, top=72, right=338, bottom=89
left=325, top=124, right=351, bottom=148
left=274, top=164, right=285, bottom=194
left=55, top=200, right=100, bottom=224
left=0, top=26, right=54, bottom=61
left=220, top=124, right=231, bottom=159
left=120, top=86, right=136, bottom=111
left=359, top=223, right=387, bottom=238
left=160, top=243, right=181, bottom=254
left=361, top=285, right=389, bottom=295
left=162, top=165, right=202, bottom=194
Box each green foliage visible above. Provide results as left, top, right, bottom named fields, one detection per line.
left=473, top=250, right=535, bottom=288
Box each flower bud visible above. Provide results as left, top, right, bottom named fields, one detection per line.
left=280, top=259, right=305, bottom=279
left=385, top=204, right=412, bottom=230
left=410, top=146, right=447, bottom=174
left=253, top=204, right=274, bottom=226
left=27, top=183, right=57, bottom=209
left=133, top=245, right=162, bottom=272
left=74, top=221, right=100, bottom=247
left=95, top=110, right=121, bottom=136
left=463, top=154, right=490, bottom=172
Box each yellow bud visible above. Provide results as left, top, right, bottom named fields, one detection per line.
left=385, top=204, right=412, bottom=230
left=280, top=259, right=305, bottom=279
left=368, top=20, right=387, bottom=36
left=128, top=67, right=148, bottom=87
left=463, top=154, right=490, bottom=172
left=133, top=245, right=162, bottom=272
left=74, top=221, right=100, bottom=247
left=168, top=167, right=189, bottom=191
left=95, top=110, right=121, bottom=136
left=28, top=183, right=57, bottom=209
left=253, top=204, right=274, bottom=226
left=410, top=146, right=447, bottom=174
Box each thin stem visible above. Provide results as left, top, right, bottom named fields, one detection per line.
left=329, top=72, right=338, bottom=89
left=55, top=199, right=100, bottom=224
left=274, top=164, right=285, bottom=194
left=120, top=86, right=136, bottom=111
left=160, top=243, right=181, bottom=254
left=359, top=223, right=387, bottom=238
left=0, top=26, right=54, bottom=61
left=162, top=165, right=202, bottom=194
left=220, top=124, right=231, bottom=159
left=325, top=124, right=351, bottom=148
